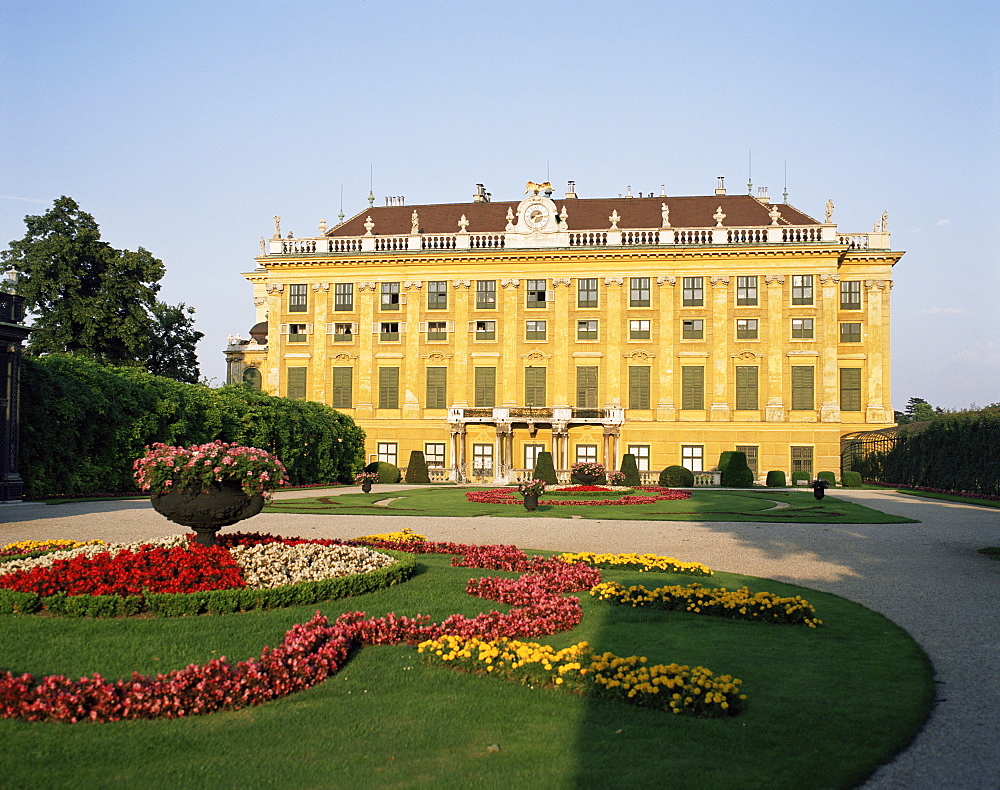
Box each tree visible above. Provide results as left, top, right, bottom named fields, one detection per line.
left=146, top=301, right=203, bottom=384
left=2, top=196, right=166, bottom=366
left=895, top=397, right=943, bottom=425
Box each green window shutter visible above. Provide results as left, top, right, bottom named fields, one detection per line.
left=735, top=366, right=758, bottom=410
left=332, top=367, right=353, bottom=408
left=379, top=367, right=399, bottom=409
left=629, top=366, right=651, bottom=410
left=474, top=367, right=496, bottom=407
left=681, top=366, right=704, bottom=410
left=576, top=366, right=598, bottom=408
left=840, top=368, right=862, bottom=412
left=426, top=367, right=447, bottom=409
left=525, top=367, right=546, bottom=406
left=791, top=366, right=814, bottom=410
left=286, top=367, right=307, bottom=399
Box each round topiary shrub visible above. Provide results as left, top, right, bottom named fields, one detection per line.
left=817, top=471, right=837, bottom=487
left=365, top=461, right=401, bottom=484
left=532, top=451, right=558, bottom=485
left=765, top=470, right=786, bottom=487
left=721, top=451, right=755, bottom=487
left=842, top=470, right=862, bottom=487
left=659, top=465, right=694, bottom=487
left=620, top=454, right=642, bottom=487
left=404, top=451, right=431, bottom=484
left=791, top=471, right=811, bottom=486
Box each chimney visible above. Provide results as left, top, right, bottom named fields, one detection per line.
left=565, top=180, right=578, bottom=199
left=757, top=186, right=769, bottom=205
left=473, top=184, right=490, bottom=203
left=715, top=176, right=726, bottom=197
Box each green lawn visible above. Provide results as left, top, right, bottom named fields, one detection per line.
left=893, top=489, right=1000, bottom=509
left=0, top=551, right=932, bottom=789
left=266, top=487, right=917, bottom=524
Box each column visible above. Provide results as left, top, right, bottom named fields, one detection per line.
left=865, top=280, right=888, bottom=423
left=656, top=276, right=677, bottom=420
left=764, top=274, right=786, bottom=421
left=551, top=277, right=572, bottom=407
left=603, top=277, right=624, bottom=407
left=709, top=276, right=731, bottom=421
left=499, top=280, right=520, bottom=407
left=312, top=283, right=330, bottom=403
left=354, top=281, right=376, bottom=419
left=401, top=281, right=421, bottom=418
left=451, top=280, right=472, bottom=406
left=819, top=274, right=840, bottom=422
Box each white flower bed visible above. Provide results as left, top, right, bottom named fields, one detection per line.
left=0, top=536, right=397, bottom=590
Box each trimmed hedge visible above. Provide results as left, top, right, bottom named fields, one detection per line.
left=765, top=471, right=786, bottom=487
left=842, top=470, right=862, bottom=487
left=619, top=454, right=642, bottom=487
left=720, top=451, right=755, bottom=488
left=817, top=471, right=837, bottom=487
left=0, top=553, right=416, bottom=617
left=791, top=471, right=811, bottom=486
left=18, top=355, right=366, bottom=498
left=659, top=465, right=694, bottom=487
left=533, top=451, right=558, bottom=484
left=404, top=451, right=431, bottom=484
left=365, top=461, right=401, bottom=484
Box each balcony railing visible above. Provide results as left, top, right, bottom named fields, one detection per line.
left=448, top=406, right=625, bottom=425
left=264, top=223, right=888, bottom=257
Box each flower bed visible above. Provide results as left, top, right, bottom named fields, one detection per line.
left=554, top=552, right=713, bottom=577
left=417, top=635, right=745, bottom=717
left=0, top=539, right=107, bottom=559
left=465, top=486, right=691, bottom=506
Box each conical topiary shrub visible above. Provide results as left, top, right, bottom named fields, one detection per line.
left=720, top=451, right=754, bottom=487
left=620, top=453, right=642, bottom=487
left=532, top=451, right=558, bottom=484
left=404, top=450, right=431, bottom=484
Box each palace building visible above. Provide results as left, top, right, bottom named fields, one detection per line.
left=225, top=178, right=902, bottom=484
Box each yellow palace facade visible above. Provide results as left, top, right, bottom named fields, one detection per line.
left=225, top=179, right=902, bottom=484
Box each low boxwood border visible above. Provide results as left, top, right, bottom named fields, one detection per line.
left=0, top=551, right=416, bottom=617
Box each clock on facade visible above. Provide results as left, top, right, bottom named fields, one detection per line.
left=524, top=203, right=550, bottom=229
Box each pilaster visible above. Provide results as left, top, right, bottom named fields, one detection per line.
left=709, top=276, right=731, bottom=421
left=764, top=274, right=786, bottom=421
left=655, top=276, right=677, bottom=420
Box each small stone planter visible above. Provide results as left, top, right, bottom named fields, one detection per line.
left=572, top=473, right=602, bottom=485
left=522, top=493, right=539, bottom=511
left=151, top=480, right=265, bottom=546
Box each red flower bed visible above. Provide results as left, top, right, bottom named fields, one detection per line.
left=0, top=544, right=245, bottom=596
left=464, top=486, right=691, bottom=506
left=0, top=539, right=603, bottom=723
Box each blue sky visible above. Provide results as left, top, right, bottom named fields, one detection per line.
left=2, top=0, right=997, bottom=409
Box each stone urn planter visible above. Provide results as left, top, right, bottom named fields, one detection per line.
left=572, top=472, right=602, bottom=485
left=151, top=480, right=265, bottom=546
left=522, top=493, right=539, bottom=511
left=361, top=478, right=372, bottom=493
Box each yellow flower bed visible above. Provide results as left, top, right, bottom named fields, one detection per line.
left=591, top=581, right=822, bottom=627
left=417, top=634, right=745, bottom=717
left=352, top=528, right=427, bottom=544
left=556, top=551, right=712, bottom=577
left=0, top=539, right=107, bottom=557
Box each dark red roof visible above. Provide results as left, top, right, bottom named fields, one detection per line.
left=327, top=194, right=818, bottom=236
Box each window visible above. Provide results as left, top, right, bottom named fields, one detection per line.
left=286, top=367, right=306, bottom=399
left=791, top=366, right=814, bottom=410
left=681, top=366, right=704, bottom=410
left=424, top=443, right=445, bottom=468
left=737, top=276, right=758, bottom=306
left=575, top=445, right=598, bottom=465
left=524, top=367, right=546, bottom=407
left=736, top=318, right=758, bottom=339
left=473, top=320, right=496, bottom=340
left=476, top=280, right=496, bottom=309
left=377, top=442, right=397, bottom=466
left=735, top=366, right=758, bottom=410
left=378, top=367, right=399, bottom=409
left=524, top=444, right=546, bottom=470
left=526, top=320, right=547, bottom=341
left=681, top=445, right=704, bottom=472
left=840, top=281, right=862, bottom=310
left=682, top=276, right=704, bottom=306
left=380, top=282, right=401, bottom=310
left=334, top=283, right=354, bottom=311
left=526, top=279, right=548, bottom=308
left=426, top=321, right=448, bottom=341
left=332, top=322, right=355, bottom=342
left=332, top=367, right=352, bottom=408
left=378, top=321, right=401, bottom=341
left=427, top=281, right=448, bottom=309
left=682, top=319, right=704, bottom=339
left=472, top=444, right=494, bottom=473
left=840, top=322, right=862, bottom=343
left=474, top=367, right=495, bottom=407
left=242, top=367, right=261, bottom=390
left=577, top=278, right=598, bottom=308
left=630, top=277, right=650, bottom=307
left=577, top=319, right=598, bottom=340
left=629, top=319, right=650, bottom=340
left=792, top=275, right=814, bottom=305
left=627, top=445, right=650, bottom=471
left=736, top=445, right=758, bottom=477
left=791, top=446, right=813, bottom=476
left=629, top=366, right=650, bottom=409
left=426, top=367, right=447, bottom=409
left=286, top=323, right=308, bottom=343
left=840, top=368, right=862, bottom=411
left=289, top=284, right=308, bottom=312
left=576, top=366, right=598, bottom=408
left=792, top=318, right=814, bottom=339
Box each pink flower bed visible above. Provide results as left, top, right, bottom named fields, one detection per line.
left=0, top=539, right=601, bottom=723
left=465, top=486, right=691, bottom=506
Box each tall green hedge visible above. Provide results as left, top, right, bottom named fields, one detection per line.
left=18, top=355, right=365, bottom=498
left=849, top=410, right=999, bottom=497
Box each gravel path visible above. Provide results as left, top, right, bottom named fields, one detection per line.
left=2, top=487, right=998, bottom=789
